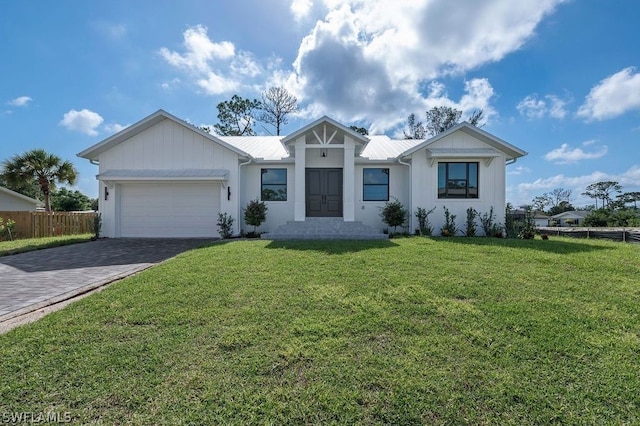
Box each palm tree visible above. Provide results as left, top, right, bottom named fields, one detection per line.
left=1, top=149, right=78, bottom=212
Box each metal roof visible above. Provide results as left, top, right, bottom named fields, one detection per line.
left=218, top=136, right=288, bottom=160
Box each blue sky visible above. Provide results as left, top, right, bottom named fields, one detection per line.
left=2, top=0, right=639, bottom=206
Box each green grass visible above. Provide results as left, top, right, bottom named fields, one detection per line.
left=0, top=234, right=93, bottom=257
left=1, top=237, right=638, bottom=424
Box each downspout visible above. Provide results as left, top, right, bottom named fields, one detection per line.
left=90, top=159, right=99, bottom=165
left=237, top=158, right=252, bottom=235
left=506, top=158, right=517, bottom=166
left=397, top=157, right=412, bottom=232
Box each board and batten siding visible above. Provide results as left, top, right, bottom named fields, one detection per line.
left=410, top=131, right=507, bottom=235
left=97, top=118, right=241, bottom=238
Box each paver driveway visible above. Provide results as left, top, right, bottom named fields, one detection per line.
left=0, top=238, right=211, bottom=320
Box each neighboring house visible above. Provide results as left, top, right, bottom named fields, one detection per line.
left=77, top=110, right=527, bottom=238
left=550, top=211, right=590, bottom=227
left=512, top=209, right=550, bottom=227
left=0, top=186, right=40, bottom=211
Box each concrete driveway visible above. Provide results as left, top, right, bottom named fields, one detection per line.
left=0, top=238, right=212, bottom=327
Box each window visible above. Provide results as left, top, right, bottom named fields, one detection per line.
left=363, top=168, right=389, bottom=201
left=261, top=168, right=287, bottom=201
left=438, top=162, right=478, bottom=198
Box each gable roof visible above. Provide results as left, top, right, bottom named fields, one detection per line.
left=280, top=115, right=370, bottom=145
left=399, top=122, right=528, bottom=161
left=551, top=210, right=590, bottom=220
left=77, top=109, right=253, bottom=161
left=0, top=186, right=40, bottom=205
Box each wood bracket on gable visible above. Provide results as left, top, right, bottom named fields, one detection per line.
left=312, top=125, right=338, bottom=145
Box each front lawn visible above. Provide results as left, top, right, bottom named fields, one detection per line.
left=0, top=238, right=638, bottom=424
left=0, top=234, right=93, bottom=257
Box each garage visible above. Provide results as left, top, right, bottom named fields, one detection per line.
left=118, top=182, right=221, bottom=238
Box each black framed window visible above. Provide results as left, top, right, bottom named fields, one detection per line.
left=261, top=168, right=287, bottom=201
left=438, top=162, right=478, bottom=198
left=363, top=168, right=389, bottom=201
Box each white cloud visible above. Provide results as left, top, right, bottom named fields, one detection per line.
left=288, top=0, right=564, bottom=131
left=7, top=96, right=32, bottom=107
left=510, top=165, right=640, bottom=207
left=577, top=67, right=640, bottom=121
left=291, top=0, right=313, bottom=21
left=160, top=25, right=260, bottom=95
left=59, top=109, right=104, bottom=136
left=103, top=123, right=127, bottom=134
left=517, top=93, right=569, bottom=119
left=159, top=25, right=234, bottom=73
left=508, top=165, right=531, bottom=176
left=544, top=142, right=608, bottom=164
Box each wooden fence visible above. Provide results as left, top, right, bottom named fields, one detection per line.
left=0, top=211, right=97, bottom=240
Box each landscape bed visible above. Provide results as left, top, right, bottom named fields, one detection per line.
left=0, top=237, right=638, bottom=424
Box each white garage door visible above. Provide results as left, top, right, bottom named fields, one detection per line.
left=119, top=182, right=221, bottom=237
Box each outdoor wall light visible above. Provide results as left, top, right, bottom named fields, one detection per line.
left=104, top=187, right=109, bottom=201
left=227, top=186, right=231, bottom=201
left=321, top=149, right=327, bottom=157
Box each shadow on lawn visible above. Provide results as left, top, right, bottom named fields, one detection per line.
left=265, top=239, right=398, bottom=254
left=440, top=236, right=614, bottom=254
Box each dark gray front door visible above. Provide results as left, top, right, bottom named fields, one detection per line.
left=306, top=168, right=343, bottom=217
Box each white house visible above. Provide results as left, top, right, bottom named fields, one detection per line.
left=0, top=186, right=40, bottom=211
left=78, top=110, right=527, bottom=239
left=550, top=210, right=590, bottom=227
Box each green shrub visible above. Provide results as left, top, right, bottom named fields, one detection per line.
left=0, top=217, right=16, bottom=241
left=217, top=213, right=234, bottom=239
left=380, top=198, right=408, bottom=234
left=465, top=207, right=478, bottom=237
left=440, top=206, right=458, bottom=237
left=414, top=207, right=435, bottom=236
left=92, top=213, right=102, bottom=240
left=244, top=199, right=268, bottom=235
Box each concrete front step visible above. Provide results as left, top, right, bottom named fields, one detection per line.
left=261, top=218, right=388, bottom=240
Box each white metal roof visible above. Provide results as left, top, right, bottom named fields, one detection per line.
left=0, top=185, right=40, bottom=205
left=218, top=136, right=288, bottom=160
left=360, top=136, right=422, bottom=160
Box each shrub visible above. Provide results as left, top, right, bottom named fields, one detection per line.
left=217, top=212, right=234, bottom=239
left=414, top=207, right=436, bottom=236
left=440, top=206, right=458, bottom=236
left=465, top=207, right=478, bottom=237
left=244, top=199, right=268, bottom=235
left=380, top=198, right=408, bottom=234
left=517, top=206, right=536, bottom=240
left=480, top=207, right=496, bottom=237
left=0, top=217, right=16, bottom=241
left=92, top=213, right=102, bottom=240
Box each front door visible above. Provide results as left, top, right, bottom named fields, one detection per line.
left=306, top=168, right=343, bottom=217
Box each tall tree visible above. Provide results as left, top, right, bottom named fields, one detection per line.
left=213, top=95, right=261, bottom=136
left=413, top=106, right=485, bottom=137
left=51, top=187, right=93, bottom=211
left=532, top=188, right=572, bottom=214
left=424, top=106, right=462, bottom=136
left=0, top=174, right=41, bottom=200
left=583, top=181, right=622, bottom=209
left=258, top=87, right=298, bottom=136
left=1, top=149, right=78, bottom=211
left=349, top=125, right=368, bottom=136
left=403, top=113, right=426, bottom=139
left=617, top=191, right=640, bottom=209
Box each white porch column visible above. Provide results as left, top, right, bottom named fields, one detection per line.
left=343, top=137, right=355, bottom=221
left=294, top=136, right=306, bottom=221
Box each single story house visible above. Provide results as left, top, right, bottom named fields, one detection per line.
left=0, top=186, right=40, bottom=211
left=511, top=209, right=550, bottom=227
left=550, top=210, right=590, bottom=227
left=78, top=110, right=527, bottom=239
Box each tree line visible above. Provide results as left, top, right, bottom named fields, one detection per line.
left=530, top=182, right=640, bottom=227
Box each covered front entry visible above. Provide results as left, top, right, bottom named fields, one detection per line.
left=305, top=168, right=343, bottom=217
